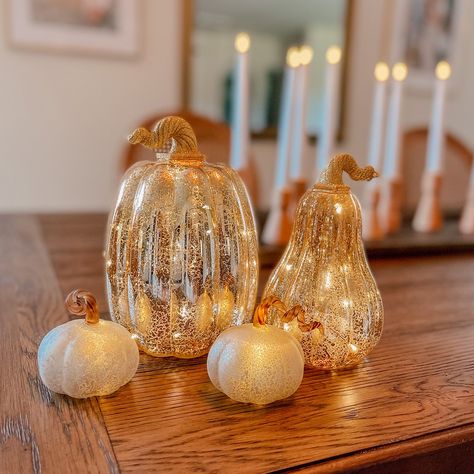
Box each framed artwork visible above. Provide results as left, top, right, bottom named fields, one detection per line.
left=7, top=0, right=140, bottom=58
left=181, top=0, right=353, bottom=140
left=392, top=0, right=461, bottom=88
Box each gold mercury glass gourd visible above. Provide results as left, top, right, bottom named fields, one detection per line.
left=105, top=116, right=259, bottom=358
left=263, top=153, right=383, bottom=370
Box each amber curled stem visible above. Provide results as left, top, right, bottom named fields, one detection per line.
left=319, top=153, right=379, bottom=186
left=281, top=305, right=324, bottom=334
left=253, top=296, right=286, bottom=327
left=253, top=296, right=323, bottom=334
left=128, top=116, right=199, bottom=154
left=65, top=289, right=100, bottom=325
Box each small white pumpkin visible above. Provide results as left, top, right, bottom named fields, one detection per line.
left=207, top=297, right=322, bottom=405
left=38, top=289, right=139, bottom=398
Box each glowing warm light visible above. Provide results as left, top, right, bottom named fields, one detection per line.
left=342, top=298, right=352, bottom=308
left=436, top=60, right=451, bottom=80
left=235, top=32, right=250, bottom=53
left=392, top=62, right=408, bottom=82
left=335, top=203, right=343, bottom=214
left=107, top=115, right=259, bottom=359
left=299, top=45, right=313, bottom=66
left=326, top=46, right=342, bottom=65
left=374, top=62, right=390, bottom=82
left=349, top=343, right=358, bottom=353
left=286, top=46, right=300, bottom=68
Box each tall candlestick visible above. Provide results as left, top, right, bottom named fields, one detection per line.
left=289, top=45, right=313, bottom=181
left=368, top=62, right=390, bottom=169
left=275, top=47, right=299, bottom=189
left=426, top=61, right=451, bottom=173
left=382, top=62, right=407, bottom=180
left=413, top=61, right=451, bottom=233
left=262, top=47, right=300, bottom=246
left=460, top=163, right=474, bottom=234
left=316, top=46, right=342, bottom=177
left=379, top=62, right=408, bottom=235
left=230, top=32, right=250, bottom=170
left=362, top=62, right=389, bottom=241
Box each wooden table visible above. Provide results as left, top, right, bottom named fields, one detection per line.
left=2, top=214, right=474, bottom=473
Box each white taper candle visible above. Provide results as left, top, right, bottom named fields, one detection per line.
left=459, top=162, right=474, bottom=235
left=383, top=63, right=408, bottom=180
left=289, top=45, right=313, bottom=181
left=230, top=32, right=251, bottom=170
left=368, top=62, right=389, bottom=170
left=426, top=61, right=451, bottom=174
left=469, top=161, right=474, bottom=187
left=316, top=46, right=342, bottom=176
left=275, top=47, right=299, bottom=189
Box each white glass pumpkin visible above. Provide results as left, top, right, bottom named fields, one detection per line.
left=38, top=290, right=139, bottom=398
left=207, top=297, right=322, bottom=405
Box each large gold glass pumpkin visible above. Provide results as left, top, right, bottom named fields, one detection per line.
left=105, top=116, right=259, bottom=358
left=263, top=153, right=383, bottom=370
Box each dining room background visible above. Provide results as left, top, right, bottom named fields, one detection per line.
left=3, top=1, right=474, bottom=472
left=1, top=0, right=473, bottom=213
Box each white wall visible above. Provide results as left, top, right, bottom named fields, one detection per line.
left=2, top=0, right=473, bottom=212
left=401, top=0, right=474, bottom=146
left=347, top=0, right=474, bottom=152
left=0, top=0, right=182, bottom=212
left=253, top=0, right=474, bottom=209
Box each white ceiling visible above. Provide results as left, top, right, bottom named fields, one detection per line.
left=195, top=0, right=346, bottom=36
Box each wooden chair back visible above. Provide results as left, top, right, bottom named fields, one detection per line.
left=401, top=128, right=473, bottom=214
left=122, top=111, right=259, bottom=204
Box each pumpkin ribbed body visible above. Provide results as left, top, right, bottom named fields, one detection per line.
left=105, top=157, right=259, bottom=358
left=38, top=290, right=139, bottom=399
left=264, top=185, right=383, bottom=369
left=38, top=319, right=139, bottom=398
left=207, top=324, right=304, bottom=405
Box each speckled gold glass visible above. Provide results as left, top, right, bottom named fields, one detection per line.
left=105, top=117, right=259, bottom=358
left=264, top=154, right=383, bottom=370
left=207, top=296, right=318, bottom=405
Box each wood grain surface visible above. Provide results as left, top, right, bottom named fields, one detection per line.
left=259, top=219, right=474, bottom=266
left=0, top=216, right=118, bottom=474
left=2, top=214, right=474, bottom=473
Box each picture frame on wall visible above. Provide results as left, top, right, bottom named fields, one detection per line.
left=182, top=0, right=353, bottom=140
left=7, top=0, right=140, bottom=58
left=390, top=0, right=462, bottom=89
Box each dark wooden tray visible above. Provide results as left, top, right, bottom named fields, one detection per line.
left=259, top=218, right=474, bottom=267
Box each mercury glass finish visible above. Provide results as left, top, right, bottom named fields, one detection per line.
left=264, top=154, right=383, bottom=370
left=105, top=117, right=259, bottom=358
